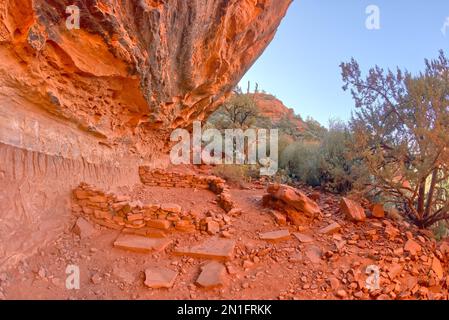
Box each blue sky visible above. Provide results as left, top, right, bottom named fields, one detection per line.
left=239, top=0, right=449, bottom=126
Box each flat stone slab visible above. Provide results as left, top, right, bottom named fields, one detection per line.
left=144, top=267, right=178, bottom=289
left=113, top=234, right=171, bottom=253
left=196, top=261, right=226, bottom=289
left=293, top=232, right=314, bottom=243
left=161, top=203, right=181, bottom=213
left=259, top=230, right=290, bottom=242
left=318, top=222, right=341, bottom=235
left=404, top=239, right=422, bottom=256
left=305, top=245, right=323, bottom=264
left=173, top=238, right=236, bottom=261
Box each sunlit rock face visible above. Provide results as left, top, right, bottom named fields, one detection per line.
left=0, top=0, right=291, bottom=269
left=1, top=0, right=291, bottom=158
left=253, top=93, right=305, bottom=132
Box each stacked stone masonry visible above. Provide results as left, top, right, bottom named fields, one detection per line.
left=72, top=184, right=195, bottom=237
left=72, top=168, right=238, bottom=237
left=139, top=167, right=235, bottom=213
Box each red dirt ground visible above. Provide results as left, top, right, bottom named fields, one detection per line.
left=1, top=183, right=448, bottom=300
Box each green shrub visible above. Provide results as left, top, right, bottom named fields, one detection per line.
left=279, top=120, right=364, bottom=193
left=433, top=221, right=449, bottom=241
left=280, top=140, right=321, bottom=187
left=212, top=164, right=251, bottom=186
left=318, top=121, right=362, bottom=193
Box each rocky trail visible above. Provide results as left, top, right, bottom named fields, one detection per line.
left=1, top=168, right=448, bottom=300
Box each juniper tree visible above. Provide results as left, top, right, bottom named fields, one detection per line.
left=208, top=94, right=260, bottom=130
left=341, top=51, right=449, bottom=228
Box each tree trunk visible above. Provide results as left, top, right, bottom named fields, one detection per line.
left=417, top=181, right=426, bottom=223
left=424, top=168, right=438, bottom=219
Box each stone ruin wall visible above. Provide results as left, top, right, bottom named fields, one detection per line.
left=71, top=169, right=238, bottom=240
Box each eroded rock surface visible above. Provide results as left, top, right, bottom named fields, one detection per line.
left=0, top=0, right=292, bottom=154
left=263, top=184, right=322, bottom=225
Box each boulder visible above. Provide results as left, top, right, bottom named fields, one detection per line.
left=228, top=208, right=243, bottom=217
left=385, top=224, right=400, bottom=239
left=218, top=192, right=234, bottom=212
left=388, top=263, right=404, bottom=280
left=265, top=184, right=322, bottom=225
left=270, top=210, right=287, bottom=226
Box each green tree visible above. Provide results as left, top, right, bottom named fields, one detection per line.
left=301, top=116, right=327, bottom=141
left=208, top=94, right=260, bottom=130
left=319, top=120, right=362, bottom=193
left=341, top=51, right=449, bottom=228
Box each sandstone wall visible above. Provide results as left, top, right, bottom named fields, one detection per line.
left=0, top=94, right=168, bottom=271
left=0, top=143, right=142, bottom=270
left=0, top=0, right=292, bottom=147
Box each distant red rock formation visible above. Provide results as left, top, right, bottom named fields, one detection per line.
left=252, top=93, right=305, bottom=132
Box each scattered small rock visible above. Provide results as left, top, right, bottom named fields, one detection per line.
left=91, top=273, right=102, bottom=285
left=336, top=289, right=348, bottom=299
left=404, top=239, right=422, bottom=256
